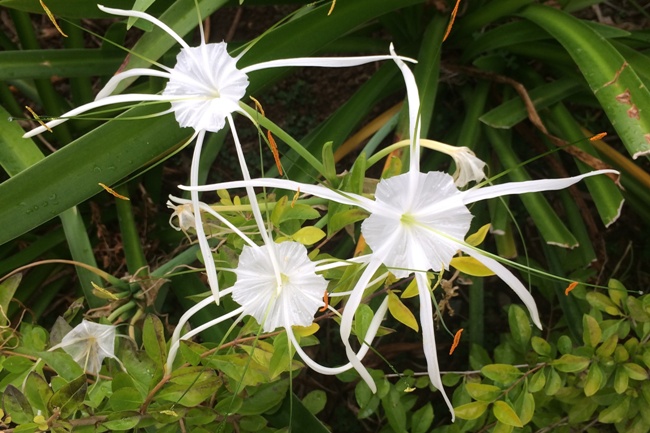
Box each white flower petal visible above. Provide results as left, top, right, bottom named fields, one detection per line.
left=96, top=68, right=173, bottom=100
left=98, top=5, right=190, bottom=50
left=180, top=177, right=378, bottom=212
left=361, top=172, right=472, bottom=277
left=231, top=241, right=327, bottom=333
left=163, top=44, right=249, bottom=132
left=460, top=247, right=542, bottom=329
left=416, top=273, right=454, bottom=421
left=462, top=170, right=619, bottom=205
left=241, top=53, right=416, bottom=74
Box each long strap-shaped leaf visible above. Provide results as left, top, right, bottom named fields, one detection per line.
left=518, top=4, right=650, bottom=160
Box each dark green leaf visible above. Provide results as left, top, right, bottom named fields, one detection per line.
left=24, top=372, right=53, bottom=416
left=301, top=390, right=326, bottom=416
left=47, top=374, right=87, bottom=418
left=109, top=387, right=144, bottom=412
left=143, top=314, right=166, bottom=369
left=411, top=403, right=434, bottom=433
left=381, top=386, right=407, bottom=433
left=239, top=379, right=289, bottom=416
left=101, top=411, right=142, bottom=431
left=2, top=385, right=34, bottom=425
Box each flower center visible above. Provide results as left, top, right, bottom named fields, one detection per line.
left=276, top=273, right=290, bottom=295
left=400, top=213, right=416, bottom=226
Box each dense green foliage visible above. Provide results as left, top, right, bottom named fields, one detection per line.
left=1, top=0, right=649, bottom=432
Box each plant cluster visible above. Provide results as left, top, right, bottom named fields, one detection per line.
left=1, top=0, right=649, bottom=432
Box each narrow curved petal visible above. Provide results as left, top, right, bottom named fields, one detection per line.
left=23, top=93, right=180, bottom=138
left=389, top=43, right=421, bottom=175
left=166, top=306, right=245, bottom=372
left=338, top=257, right=386, bottom=392
left=180, top=177, right=378, bottom=212
left=460, top=247, right=542, bottom=329
left=285, top=295, right=389, bottom=376
left=416, top=272, right=455, bottom=421
left=98, top=5, right=191, bottom=50
left=190, top=131, right=222, bottom=304
left=462, top=170, right=619, bottom=205
left=241, top=54, right=417, bottom=74
left=96, top=69, right=173, bottom=100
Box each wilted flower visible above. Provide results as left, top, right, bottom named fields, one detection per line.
left=23, top=4, right=414, bottom=306
left=49, top=319, right=122, bottom=375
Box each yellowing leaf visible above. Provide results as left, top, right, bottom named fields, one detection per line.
left=454, top=401, right=488, bottom=420
left=493, top=401, right=523, bottom=428
left=465, top=223, right=491, bottom=246
left=292, top=226, right=326, bottom=246
left=387, top=291, right=418, bottom=332
left=292, top=323, right=319, bottom=337
left=401, top=278, right=419, bottom=299
left=450, top=256, right=495, bottom=276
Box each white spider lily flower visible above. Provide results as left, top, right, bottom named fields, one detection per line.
left=181, top=167, right=619, bottom=416
left=49, top=319, right=122, bottom=375
left=165, top=193, right=390, bottom=383
left=23, top=4, right=414, bottom=307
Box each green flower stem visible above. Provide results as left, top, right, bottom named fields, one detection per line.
left=107, top=300, right=137, bottom=322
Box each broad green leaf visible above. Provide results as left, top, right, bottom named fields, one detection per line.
left=178, top=340, right=204, bottom=367
left=47, top=374, right=87, bottom=418
left=36, top=350, right=84, bottom=381
left=582, top=314, right=602, bottom=347
left=328, top=209, right=368, bottom=236
left=387, top=291, right=418, bottom=332
left=528, top=369, right=546, bottom=393
left=0, top=50, right=122, bottom=80
left=516, top=392, right=535, bottom=425
left=493, top=400, right=523, bottom=428
left=206, top=354, right=266, bottom=387
left=450, top=256, right=495, bottom=277
left=239, top=379, right=289, bottom=416
left=519, top=4, right=650, bottom=159
left=0, top=106, right=190, bottom=245
left=454, top=401, right=488, bottom=420
left=480, top=78, right=582, bottom=129
left=127, top=0, right=156, bottom=29
left=552, top=354, right=590, bottom=373
left=102, top=412, right=142, bottom=431
left=623, top=363, right=648, bottom=381
left=109, top=387, right=144, bottom=412
left=0, top=0, right=134, bottom=17
left=508, top=304, right=532, bottom=349
left=614, top=366, right=629, bottom=394
left=465, top=383, right=501, bottom=402
left=465, top=223, right=491, bottom=247
left=596, top=334, right=618, bottom=358
left=531, top=336, right=552, bottom=357
left=302, top=390, right=327, bottom=416
left=598, top=396, right=630, bottom=424
left=0, top=273, right=21, bottom=326
left=157, top=370, right=221, bottom=407
left=291, top=226, right=326, bottom=246
left=586, top=292, right=622, bottom=316
left=584, top=363, right=604, bottom=397
left=481, top=364, right=523, bottom=384
left=626, top=296, right=650, bottom=322
left=486, top=127, right=578, bottom=247
left=142, top=314, right=166, bottom=370
left=354, top=304, right=374, bottom=345
left=2, top=385, right=34, bottom=425
left=411, top=403, right=434, bottom=433
left=269, top=332, right=295, bottom=380
left=24, top=373, right=53, bottom=416
left=381, top=387, right=407, bottom=433
left=607, top=278, right=628, bottom=308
